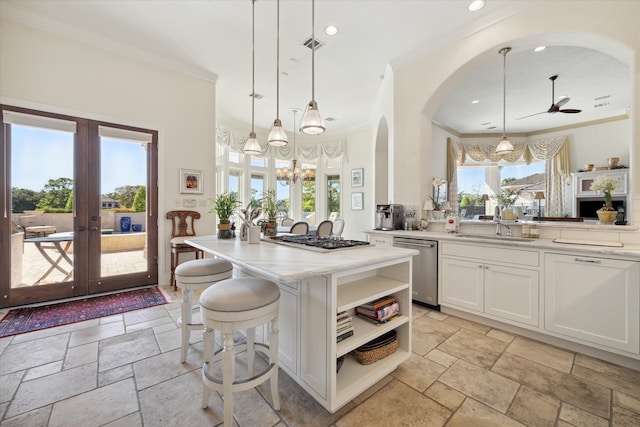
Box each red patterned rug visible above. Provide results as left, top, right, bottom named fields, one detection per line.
left=0, top=286, right=168, bottom=338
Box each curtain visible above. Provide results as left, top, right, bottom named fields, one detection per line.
left=446, top=138, right=457, bottom=210
left=545, top=140, right=570, bottom=216
left=216, top=125, right=345, bottom=160
left=453, top=136, right=566, bottom=165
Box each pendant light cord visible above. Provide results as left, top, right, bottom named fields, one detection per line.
left=276, top=0, right=280, bottom=120
left=251, top=0, right=255, bottom=133
left=311, top=0, right=315, bottom=102
left=500, top=47, right=511, bottom=138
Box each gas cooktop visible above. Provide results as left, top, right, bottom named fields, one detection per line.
left=265, top=235, right=371, bottom=252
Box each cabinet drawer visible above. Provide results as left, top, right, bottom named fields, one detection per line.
left=369, top=235, right=393, bottom=247
left=442, top=242, right=538, bottom=267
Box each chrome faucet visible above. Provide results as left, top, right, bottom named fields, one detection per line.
left=494, top=206, right=512, bottom=237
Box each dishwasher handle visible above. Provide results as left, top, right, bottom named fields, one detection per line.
left=393, top=239, right=436, bottom=248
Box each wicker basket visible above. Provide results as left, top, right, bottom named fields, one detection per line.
left=354, top=330, right=398, bottom=365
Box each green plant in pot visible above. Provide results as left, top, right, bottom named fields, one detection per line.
left=261, top=189, right=278, bottom=237
left=209, top=192, right=240, bottom=238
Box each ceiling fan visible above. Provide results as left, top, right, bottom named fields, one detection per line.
left=517, top=75, right=582, bottom=120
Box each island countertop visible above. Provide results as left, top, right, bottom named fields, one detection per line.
left=186, top=235, right=419, bottom=283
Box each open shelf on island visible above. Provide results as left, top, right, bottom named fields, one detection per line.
left=337, top=313, right=408, bottom=358
left=337, top=275, right=408, bottom=312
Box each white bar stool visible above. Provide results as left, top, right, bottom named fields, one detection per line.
left=175, top=258, right=233, bottom=363
left=199, top=277, right=281, bottom=426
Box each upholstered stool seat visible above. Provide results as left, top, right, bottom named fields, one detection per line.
left=175, top=258, right=233, bottom=363
left=199, top=278, right=281, bottom=426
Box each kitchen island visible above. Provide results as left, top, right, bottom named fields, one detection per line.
left=185, top=235, right=418, bottom=413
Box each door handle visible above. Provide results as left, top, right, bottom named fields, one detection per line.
left=90, top=226, right=99, bottom=231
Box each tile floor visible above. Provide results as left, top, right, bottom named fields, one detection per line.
left=1, top=286, right=639, bottom=426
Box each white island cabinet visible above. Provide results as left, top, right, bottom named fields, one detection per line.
left=545, top=253, right=640, bottom=354
left=185, top=236, right=416, bottom=413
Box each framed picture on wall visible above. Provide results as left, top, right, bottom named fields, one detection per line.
left=180, top=169, right=203, bottom=194
left=351, top=168, right=364, bottom=187
left=351, top=192, right=364, bottom=210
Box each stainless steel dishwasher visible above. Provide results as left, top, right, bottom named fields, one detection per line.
left=393, top=237, right=439, bottom=309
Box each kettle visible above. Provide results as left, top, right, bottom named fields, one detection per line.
left=445, top=212, right=460, bottom=233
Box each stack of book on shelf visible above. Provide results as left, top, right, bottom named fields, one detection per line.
left=336, top=311, right=353, bottom=343
left=355, top=295, right=399, bottom=325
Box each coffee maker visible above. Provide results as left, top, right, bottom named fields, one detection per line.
left=375, top=204, right=403, bottom=230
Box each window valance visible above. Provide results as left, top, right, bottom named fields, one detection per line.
left=216, top=125, right=345, bottom=160
left=453, top=135, right=568, bottom=165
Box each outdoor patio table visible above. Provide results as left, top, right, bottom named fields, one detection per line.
left=24, top=235, right=74, bottom=283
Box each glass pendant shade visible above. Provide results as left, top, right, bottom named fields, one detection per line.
left=300, top=100, right=325, bottom=135
left=268, top=118, right=288, bottom=146
left=496, top=136, right=514, bottom=155
left=244, top=131, right=261, bottom=155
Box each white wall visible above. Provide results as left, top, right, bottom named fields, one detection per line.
left=376, top=1, right=640, bottom=229
left=0, top=17, right=218, bottom=285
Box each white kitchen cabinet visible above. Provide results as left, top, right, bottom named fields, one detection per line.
left=572, top=169, right=628, bottom=198
left=545, top=253, right=640, bottom=354
left=440, top=257, right=484, bottom=312
left=440, top=242, right=539, bottom=327
left=300, top=276, right=329, bottom=398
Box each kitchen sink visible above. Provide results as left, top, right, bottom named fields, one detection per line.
left=453, top=234, right=536, bottom=242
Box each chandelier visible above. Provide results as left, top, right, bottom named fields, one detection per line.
left=276, top=109, right=315, bottom=184
left=276, top=159, right=315, bottom=184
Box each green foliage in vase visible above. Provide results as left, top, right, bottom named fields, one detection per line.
left=209, top=192, right=240, bottom=221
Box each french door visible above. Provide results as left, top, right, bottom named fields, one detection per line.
left=1, top=105, right=158, bottom=308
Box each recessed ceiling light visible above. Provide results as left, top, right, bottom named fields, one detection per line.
left=534, top=46, right=546, bottom=52
left=471, top=99, right=480, bottom=104
left=324, top=25, right=338, bottom=36
left=468, top=1, right=485, bottom=12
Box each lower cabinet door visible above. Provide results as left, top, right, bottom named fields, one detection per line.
left=277, top=285, right=298, bottom=374
left=484, top=264, right=539, bottom=326
left=440, top=257, right=484, bottom=312
left=545, top=253, right=640, bottom=353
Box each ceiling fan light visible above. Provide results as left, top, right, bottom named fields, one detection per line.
left=496, top=136, right=514, bottom=155
left=300, top=101, right=325, bottom=135
left=244, top=131, right=261, bottom=155
left=268, top=118, right=288, bottom=146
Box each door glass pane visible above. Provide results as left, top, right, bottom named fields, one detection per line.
left=327, top=174, right=341, bottom=219
left=302, top=162, right=317, bottom=225
left=11, top=125, right=74, bottom=287
left=100, top=137, right=148, bottom=277
left=250, top=174, right=264, bottom=209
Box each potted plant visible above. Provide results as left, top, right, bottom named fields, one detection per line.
left=590, top=175, right=621, bottom=224
left=209, top=192, right=240, bottom=238
left=261, top=189, right=278, bottom=237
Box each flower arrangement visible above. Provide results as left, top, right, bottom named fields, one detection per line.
left=589, top=175, right=621, bottom=210
left=430, top=178, right=447, bottom=210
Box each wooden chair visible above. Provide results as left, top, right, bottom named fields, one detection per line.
left=166, top=210, right=204, bottom=290
left=316, top=220, right=333, bottom=237
left=289, top=221, right=309, bottom=235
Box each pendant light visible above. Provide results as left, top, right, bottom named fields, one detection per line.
left=495, top=47, right=514, bottom=155
left=244, top=0, right=262, bottom=155
left=267, top=0, right=288, bottom=146
left=300, top=0, right=326, bottom=135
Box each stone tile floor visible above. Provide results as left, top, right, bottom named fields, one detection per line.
left=1, top=286, right=639, bottom=426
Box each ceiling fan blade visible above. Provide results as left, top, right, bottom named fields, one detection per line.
left=516, top=111, right=547, bottom=120
left=555, top=97, right=570, bottom=108
left=559, top=109, right=582, bottom=114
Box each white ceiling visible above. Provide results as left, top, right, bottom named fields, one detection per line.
left=0, top=0, right=631, bottom=136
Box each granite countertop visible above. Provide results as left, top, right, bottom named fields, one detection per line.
left=186, top=235, right=419, bottom=283
left=366, top=229, right=640, bottom=260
